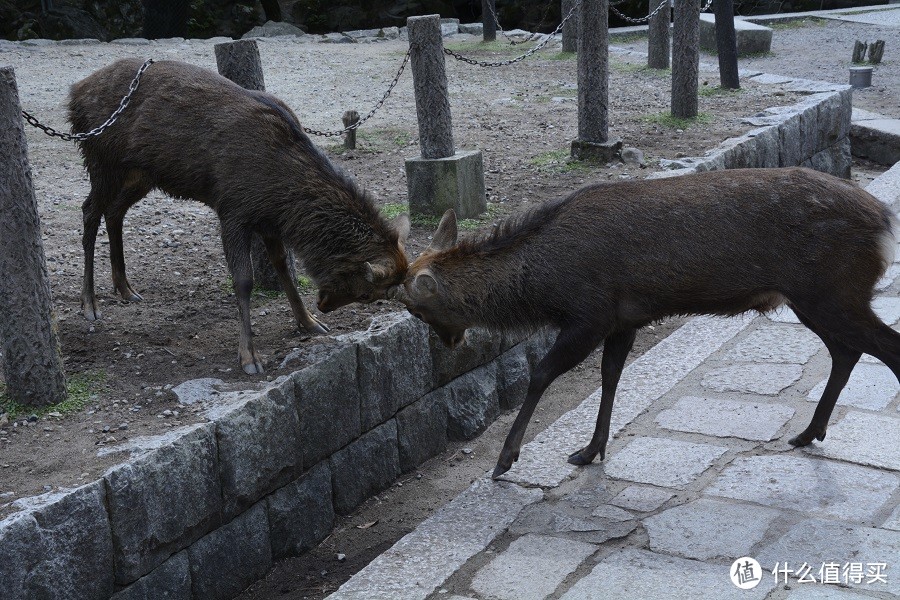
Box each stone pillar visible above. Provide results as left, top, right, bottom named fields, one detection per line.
left=647, top=0, right=670, bottom=69
left=0, top=66, right=67, bottom=407
left=714, top=0, right=740, bottom=89
left=406, top=15, right=486, bottom=218
left=571, top=0, right=621, bottom=161
left=671, top=0, right=701, bottom=119
left=482, top=0, right=497, bottom=42
left=215, top=39, right=296, bottom=290
left=561, top=0, right=580, bottom=53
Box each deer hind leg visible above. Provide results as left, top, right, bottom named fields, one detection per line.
left=222, top=222, right=264, bottom=375
left=493, top=320, right=609, bottom=479
left=106, top=175, right=152, bottom=302
left=81, top=177, right=120, bottom=321
left=788, top=306, right=861, bottom=447
left=568, top=327, right=637, bottom=466
left=260, top=236, right=328, bottom=335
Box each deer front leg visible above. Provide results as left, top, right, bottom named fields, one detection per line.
left=261, top=236, right=329, bottom=335
left=222, top=223, right=264, bottom=375
left=568, top=327, right=636, bottom=465
left=81, top=190, right=105, bottom=321
left=493, top=321, right=609, bottom=479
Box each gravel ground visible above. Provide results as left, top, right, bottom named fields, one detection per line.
left=0, top=15, right=895, bottom=595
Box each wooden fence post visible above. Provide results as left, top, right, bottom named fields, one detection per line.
left=672, top=0, right=701, bottom=119
left=0, top=66, right=67, bottom=407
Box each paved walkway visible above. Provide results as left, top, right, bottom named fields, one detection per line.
left=326, top=162, right=900, bottom=599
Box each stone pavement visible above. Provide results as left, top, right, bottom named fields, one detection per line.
left=327, top=163, right=900, bottom=599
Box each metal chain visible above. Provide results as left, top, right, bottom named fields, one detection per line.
left=445, top=0, right=582, bottom=68
left=22, top=59, right=155, bottom=142
left=302, top=49, right=411, bottom=137
left=612, top=0, right=713, bottom=25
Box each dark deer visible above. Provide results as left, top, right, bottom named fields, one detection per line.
left=69, top=59, right=409, bottom=374
left=391, top=167, right=899, bottom=478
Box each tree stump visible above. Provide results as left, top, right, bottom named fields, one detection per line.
left=868, top=40, right=885, bottom=64
left=852, top=40, right=868, bottom=63
left=482, top=0, right=497, bottom=42
left=214, top=39, right=296, bottom=291
left=342, top=110, right=359, bottom=150
left=0, top=66, right=67, bottom=408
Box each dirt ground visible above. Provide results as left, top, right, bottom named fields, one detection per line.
left=0, top=17, right=894, bottom=591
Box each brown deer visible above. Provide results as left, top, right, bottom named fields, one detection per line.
left=69, top=59, right=409, bottom=374
left=390, top=167, right=899, bottom=478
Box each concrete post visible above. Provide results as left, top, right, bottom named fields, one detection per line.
left=215, top=39, right=296, bottom=290
left=561, top=0, right=580, bottom=53
left=571, top=0, right=621, bottom=161
left=405, top=15, right=485, bottom=218
left=482, top=0, right=497, bottom=42
left=647, top=0, right=670, bottom=69
left=671, top=0, right=701, bottom=119
left=0, top=66, right=67, bottom=408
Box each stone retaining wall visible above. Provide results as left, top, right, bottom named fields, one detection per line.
left=655, top=76, right=852, bottom=179
left=0, top=314, right=554, bottom=599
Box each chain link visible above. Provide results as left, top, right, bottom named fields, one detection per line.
left=302, top=49, right=411, bottom=137
left=445, top=0, right=582, bottom=67
left=22, top=59, right=154, bottom=142
left=612, top=0, right=712, bottom=25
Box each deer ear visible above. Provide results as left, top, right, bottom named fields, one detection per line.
left=365, top=261, right=391, bottom=283
left=393, top=214, right=411, bottom=245
left=412, top=271, right=439, bottom=298
left=427, top=209, right=458, bottom=253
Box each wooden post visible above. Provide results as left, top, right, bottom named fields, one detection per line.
left=0, top=66, right=67, bottom=408
left=214, top=39, right=296, bottom=291
left=671, top=0, right=701, bottom=119
left=482, top=0, right=497, bottom=42
left=714, top=0, right=739, bottom=89
left=408, top=15, right=455, bottom=160
left=852, top=40, right=868, bottom=63
left=561, top=0, right=580, bottom=53
left=647, top=0, right=670, bottom=69
left=868, top=40, right=885, bottom=64
left=342, top=110, right=359, bottom=150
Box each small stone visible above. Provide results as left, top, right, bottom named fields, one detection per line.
left=27, top=414, right=38, bottom=423
left=102, top=426, right=111, bottom=433
left=119, top=423, right=129, bottom=431
left=162, top=409, right=174, bottom=417
left=336, top=553, right=346, bottom=562
left=462, top=448, right=473, bottom=455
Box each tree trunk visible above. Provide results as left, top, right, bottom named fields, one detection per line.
left=482, top=0, right=497, bottom=42
left=260, top=0, right=282, bottom=22
left=647, top=0, right=670, bottom=69
left=561, top=0, right=580, bottom=53
left=214, top=40, right=296, bottom=291
left=577, top=0, right=609, bottom=143
left=714, top=0, right=740, bottom=89
left=671, top=0, right=700, bottom=119
left=0, top=66, right=67, bottom=408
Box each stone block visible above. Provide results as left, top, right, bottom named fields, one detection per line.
left=805, top=139, right=852, bottom=179
left=699, top=14, right=772, bottom=56
left=705, top=455, right=898, bottom=521
left=459, top=22, right=484, bottom=35
left=330, top=420, right=401, bottom=514
left=726, top=323, right=822, bottom=364
left=797, top=100, right=820, bottom=161
left=497, top=344, right=531, bottom=409
left=815, top=89, right=851, bottom=150
left=266, top=461, right=334, bottom=559
left=0, top=481, right=114, bottom=600
left=608, top=485, right=674, bottom=512
left=655, top=396, right=795, bottom=441
left=105, top=423, right=221, bottom=585
left=778, top=113, right=803, bottom=166
left=804, top=411, right=900, bottom=471
left=293, top=344, right=361, bottom=466
left=340, top=312, right=434, bottom=431
left=187, top=502, right=272, bottom=600
left=445, top=361, right=500, bottom=440
left=431, top=326, right=503, bottom=387
left=700, top=364, right=802, bottom=395
left=560, top=548, right=775, bottom=600
left=396, top=391, right=449, bottom=472
left=850, top=119, right=900, bottom=166
left=746, top=126, right=780, bottom=168
left=644, top=498, right=783, bottom=561
left=570, top=138, right=623, bottom=162
left=807, top=362, right=898, bottom=410
left=110, top=552, right=191, bottom=600
left=756, top=519, right=900, bottom=595
left=522, top=327, right=556, bottom=369
left=604, top=437, right=728, bottom=488
left=216, top=383, right=302, bottom=520
left=470, top=534, right=596, bottom=600
left=872, top=296, right=900, bottom=325
left=406, top=150, right=486, bottom=219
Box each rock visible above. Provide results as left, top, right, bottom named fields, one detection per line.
left=620, top=147, right=645, bottom=167
left=266, top=462, right=334, bottom=559
left=242, top=20, right=308, bottom=39
left=37, top=7, right=109, bottom=41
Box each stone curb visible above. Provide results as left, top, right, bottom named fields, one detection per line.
left=0, top=311, right=554, bottom=599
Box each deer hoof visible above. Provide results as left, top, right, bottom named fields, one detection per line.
left=788, top=432, right=813, bottom=447
left=83, top=302, right=101, bottom=321
left=491, top=462, right=511, bottom=480
left=304, top=315, right=330, bottom=335
left=124, top=291, right=143, bottom=302
left=567, top=449, right=595, bottom=466
left=242, top=361, right=264, bottom=375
